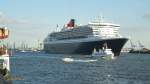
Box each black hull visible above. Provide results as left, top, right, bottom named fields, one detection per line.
left=44, top=38, right=128, bottom=56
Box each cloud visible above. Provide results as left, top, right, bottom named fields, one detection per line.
left=0, top=13, right=50, bottom=27
left=0, top=11, right=35, bottom=25
left=0, top=11, right=4, bottom=16
left=143, top=13, right=150, bottom=19
left=0, top=13, right=22, bottom=25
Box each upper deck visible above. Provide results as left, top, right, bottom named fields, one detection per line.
left=44, top=18, right=122, bottom=42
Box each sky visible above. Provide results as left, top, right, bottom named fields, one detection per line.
left=0, top=0, right=150, bottom=48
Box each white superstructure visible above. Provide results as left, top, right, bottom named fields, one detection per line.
left=88, top=19, right=121, bottom=38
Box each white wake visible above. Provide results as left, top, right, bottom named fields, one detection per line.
left=62, top=57, right=97, bottom=63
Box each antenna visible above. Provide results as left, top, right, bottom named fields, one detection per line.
left=98, top=13, right=104, bottom=23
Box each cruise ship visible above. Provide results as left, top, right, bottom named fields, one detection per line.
left=44, top=18, right=128, bottom=56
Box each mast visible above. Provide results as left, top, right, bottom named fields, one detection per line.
left=130, top=40, right=136, bottom=49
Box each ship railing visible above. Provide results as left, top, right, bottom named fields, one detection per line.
left=100, top=36, right=121, bottom=39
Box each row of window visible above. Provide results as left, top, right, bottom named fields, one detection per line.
left=49, top=27, right=93, bottom=40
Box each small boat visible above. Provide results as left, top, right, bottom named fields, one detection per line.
left=92, top=43, right=114, bottom=59
left=92, top=48, right=114, bottom=59
left=102, top=48, right=114, bottom=59
left=92, top=48, right=105, bottom=57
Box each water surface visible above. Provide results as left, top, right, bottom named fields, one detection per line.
left=10, top=52, right=150, bottom=84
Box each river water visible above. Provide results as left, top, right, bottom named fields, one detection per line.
left=10, top=52, right=150, bottom=84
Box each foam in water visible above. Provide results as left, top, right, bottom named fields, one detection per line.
left=62, top=58, right=74, bottom=62
left=62, top=57, right=97, bottom=63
